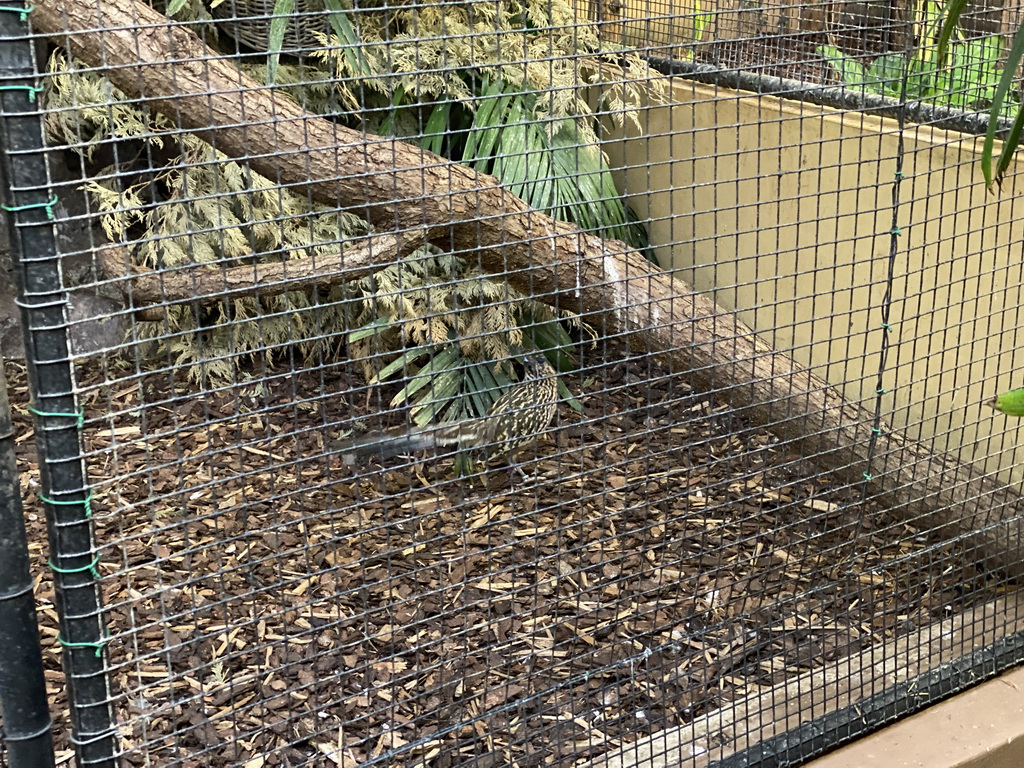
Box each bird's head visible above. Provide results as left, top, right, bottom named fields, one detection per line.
left=517, top=350, right=555, bottom=378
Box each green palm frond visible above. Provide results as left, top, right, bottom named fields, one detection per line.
left=461, top=76, right=651, bottom=255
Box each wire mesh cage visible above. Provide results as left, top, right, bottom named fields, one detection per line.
left=3, top=0, right=1024, bottom=766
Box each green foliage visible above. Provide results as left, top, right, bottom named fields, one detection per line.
left=265, top=0, right=296, bottom=83
left=305, top=0, right=659, bottom=250
left=456, top=76, right=650, bottom=251
left=675, top=0, right=713, bottom=63
left=827, top=0, right=1024, bottom=188
left=818, top=34, right=1018, bottom=119
left=346, top=246, right=590, bottom=416
left=986, top=26, right=1024, bottom=188
left=44, top=0, right=651, bottom=429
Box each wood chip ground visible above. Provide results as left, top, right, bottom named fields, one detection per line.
left=7, top=344, right=997, bottom=767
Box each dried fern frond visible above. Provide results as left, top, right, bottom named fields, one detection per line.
left=45, top=5, right=621, bottom=387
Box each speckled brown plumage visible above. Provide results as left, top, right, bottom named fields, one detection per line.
left=340, top=353, right=558, bottom=466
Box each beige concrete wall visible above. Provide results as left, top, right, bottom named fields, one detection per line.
left=602, top=79, right=1024, bottom=484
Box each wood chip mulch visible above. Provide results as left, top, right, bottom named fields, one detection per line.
left=6, top=343, right=996, bottom=768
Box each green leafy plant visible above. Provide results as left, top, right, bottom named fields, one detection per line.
left=936, top=0, right=1024, bottom=188
left=346, top=247, right=587, bottom=421
left=45, top=0, right=657, bottom=451
left=678, top=0, right=713, bottom=63
left=818, top=34, right=1018, bottom=119
left=345, top=248, right=587, bottom=472
left=424, top=76, right=651, bottom=252
left=827, top=0, right=1024, bottom=189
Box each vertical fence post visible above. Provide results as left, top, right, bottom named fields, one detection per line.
left=0, top=357, right=54, bottom=768
left=0, top=7, right=118, bottom=768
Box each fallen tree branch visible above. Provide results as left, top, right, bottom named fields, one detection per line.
left=34, top=0, right=1024, bottom=577
left=96, top=228, right=436, bottom=320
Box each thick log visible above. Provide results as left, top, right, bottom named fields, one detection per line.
left=33, top=0, right=1024, bottom=576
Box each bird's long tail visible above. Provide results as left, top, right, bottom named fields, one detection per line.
left=338, top=421, right=481, bottom=466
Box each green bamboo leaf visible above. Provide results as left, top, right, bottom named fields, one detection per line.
left=992, top=103, right=1024, bottom=189
left=465, top=77, right=507, bottom=163
left=465, top=360, right=502, bottom=416
left=397, top=345, right=464, bottom=401
left=346, top=317, right=391, bottom=342
left=322, top=0, right=372, bottom=79
left=373, top=346, right=431, bottom=384
left=557, top=379, right=583, bottom=413
left=410, top=368, right=463, bottom=425
left=411, top=367, right=462, bottom=406
left=266, top=0, right=295, bottom=84
left=422, top=100, right=452, bottom=155
left=817, top=45, right=870, bottom=88
left=526, top=324, right=573, bottom=361
left=983, top=21, right=1024, bottom=188
left=936, top=0, right=971, bottom=64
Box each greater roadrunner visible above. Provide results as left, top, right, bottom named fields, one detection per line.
left=340, top=352, right=559, bottom=466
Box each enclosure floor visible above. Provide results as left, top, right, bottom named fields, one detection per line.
left=8, top=348, right=993, bottom=768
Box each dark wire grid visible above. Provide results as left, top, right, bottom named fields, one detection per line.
left=10, top=1, right=1024, bottom=767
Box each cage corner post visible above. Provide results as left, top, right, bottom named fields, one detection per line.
left=0, top=5, right=118, bottom=768
left=0, top=354, right=55, bottom=768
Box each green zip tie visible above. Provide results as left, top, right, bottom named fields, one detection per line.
left=890, top=226, right=902, bottom=236
left=881, top=323, right=892, bottom=332
left=28, top=405, right=84, bottom=428
left=863, top=472, right=873, bottom=482
left=48, top=553, right=100, bottom=579
left=2, top=194, right=57, bottom=217
left=871, top=427, right=884, bottom=436
left=0, top=83, right=44, bottom=103
left=894, top=171, right=905, bottom=180
left=56, top=633, right=108, bottom=658
left=0, top=4, right=33, bottom=19
left=876, top=387, right=888, bottom=395
left=40, top=490, right=93, bottom=518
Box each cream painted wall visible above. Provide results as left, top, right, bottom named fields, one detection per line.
left=602, top=79, right=1024, bottom=484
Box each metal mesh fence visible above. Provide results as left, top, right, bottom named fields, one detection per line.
left=3, top=0, right=1024, bottom=766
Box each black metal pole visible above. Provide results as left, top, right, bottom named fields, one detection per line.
left=0, top=357, right=55, bottom=768
left=0, top=6, right=117, bottom=768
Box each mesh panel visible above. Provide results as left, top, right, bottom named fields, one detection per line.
left=3, top=0, right=1024, bottom=765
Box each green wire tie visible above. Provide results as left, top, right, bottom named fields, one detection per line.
left=894, top=171, right=905, bottom=180
left=871, top=427, right=884, bottom=436
left=0, top=3, right=32, bottom=19
left=2, top=194, right=57, bottom=218
left=881, top=323, right=892, bottom=333
left=56, top=633, right=109, bottom=658
left=28, top=405, right=84, bottom=428
left=48, top=553, right=100, bottom=579
left=0, top=83, right=44, bottom=103
left=863, top=472, right=873, bottom=482
left=890, top=226, right=902, bottom=236
left=40, top=489, right=94, bottom=518
left=876, top=387, right=888, bottom=395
